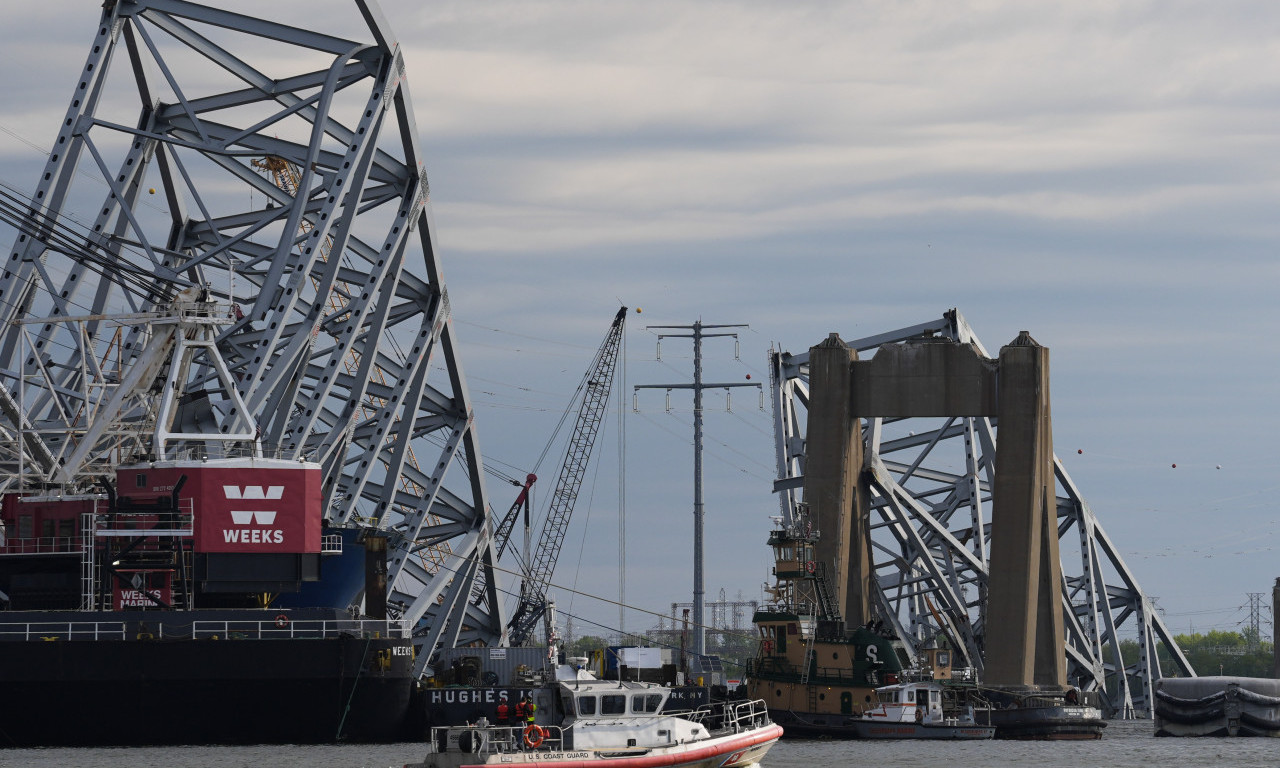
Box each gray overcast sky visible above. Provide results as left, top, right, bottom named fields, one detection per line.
left=2, top=1, right=1278, bottom=642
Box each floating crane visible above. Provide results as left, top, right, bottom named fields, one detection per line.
left=499, top=306, right=628, bottom=647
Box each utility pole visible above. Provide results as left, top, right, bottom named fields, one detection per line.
left=634, top=320, right=760, bottom=657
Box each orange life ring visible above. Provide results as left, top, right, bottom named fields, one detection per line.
left=762, top=639, right=774, bottom=654
left=523, top=724, right=545, bottom=748
left=805, top=561, right=816, bottom=574
left=274, top=614, right=290, bottom=628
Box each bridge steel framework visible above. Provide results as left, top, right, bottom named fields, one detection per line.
left=0, top=0, right=505, bottom=672
left=767, top=309, right=1194, bottom=718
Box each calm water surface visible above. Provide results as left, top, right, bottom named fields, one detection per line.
left=6, top=720, right=1280, bottom=767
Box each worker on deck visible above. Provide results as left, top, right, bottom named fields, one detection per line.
left=496, top=699, right=510, bottom=726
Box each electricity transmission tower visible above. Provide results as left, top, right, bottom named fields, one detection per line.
left=634, top=321, right=760, bottom=656
left=1247, top=592, right=1265, bottom=650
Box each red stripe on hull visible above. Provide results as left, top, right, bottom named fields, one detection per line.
left=462, top=724, right=784, bottom=768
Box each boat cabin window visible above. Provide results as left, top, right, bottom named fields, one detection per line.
left=930, top=691, right=939, bottom=703
left=632, top=694, right=662, bottom=713
left=577, top=696, right=597, bottom=715
left=601, top=695, right=626, bottom=715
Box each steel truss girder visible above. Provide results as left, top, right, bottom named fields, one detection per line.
left=768, top=308, right=1194, bottom=718
left=1, top=0, right=505, bottom=673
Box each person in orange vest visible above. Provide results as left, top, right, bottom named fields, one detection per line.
left=496, top=698, right=510, bottom=726
left=514, top=695, right=529, bottom=724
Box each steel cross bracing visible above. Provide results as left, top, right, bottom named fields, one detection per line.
left=0, top=0, right=505, bottom=669
left=767, top=309, right=1195, bottom=718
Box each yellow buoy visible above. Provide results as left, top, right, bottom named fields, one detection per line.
left=148, top=188, right=156, bottom=194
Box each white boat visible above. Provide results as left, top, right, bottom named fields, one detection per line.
left=404, top=663, right=782, bottom=768
left=854, top=675, right=995, bottom=740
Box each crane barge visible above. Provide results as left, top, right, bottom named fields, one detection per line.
left=0, top=0, right=503, bottom=746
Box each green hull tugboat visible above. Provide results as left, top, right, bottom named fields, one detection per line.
left=745, top=513, right=992, bottom=739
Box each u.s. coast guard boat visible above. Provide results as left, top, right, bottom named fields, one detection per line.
left=405, top=651, right=782, bottom=768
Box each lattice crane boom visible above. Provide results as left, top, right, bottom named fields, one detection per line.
left=507, top=306, right=627, bottom=646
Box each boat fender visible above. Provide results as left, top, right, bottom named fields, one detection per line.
left=1155, top=689, right=1226, bottom=707
left=1236, top=688, right=1280, bottom=707
left=523, top=724, right=545, bottom=748
left=458, top=729, right=483, bottom=753
left=275, top=614, right=290, bottom=629
left=1154, top=703, right=1226, bottom=725
left=1238, top=711, right=1280, bottom=732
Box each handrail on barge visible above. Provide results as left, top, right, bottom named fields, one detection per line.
left=0, top=617, right=410, bottom=641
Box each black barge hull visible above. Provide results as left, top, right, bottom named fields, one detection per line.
left=0, top=614, right=415, bottom=746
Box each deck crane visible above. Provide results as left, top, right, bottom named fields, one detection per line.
left=499, top=306, right=628, bottom=646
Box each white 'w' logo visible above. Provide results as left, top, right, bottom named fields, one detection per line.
left=224, top=486, right=283, bottom=526
left=223, top=485, right=284, bottom=500
left=229, top=510, right=278, bottom=525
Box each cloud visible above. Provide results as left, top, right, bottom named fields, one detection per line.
left=4, top=0, right=1280, bottom=637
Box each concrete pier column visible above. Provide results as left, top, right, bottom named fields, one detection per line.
left=984, top=332, right=1066, bottom=687
left=803, top=334, right=872, bottom=627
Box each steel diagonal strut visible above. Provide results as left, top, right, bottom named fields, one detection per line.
left=767, top=308, right=1194, bottom=718
left=1, top=0, right=505, bottom=672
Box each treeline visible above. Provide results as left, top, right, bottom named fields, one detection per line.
left=1122, top=629, right=1274, bottom=678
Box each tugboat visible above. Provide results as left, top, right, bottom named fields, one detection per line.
left=745, top=512, right=903, bottom=736
left=854, top=652, right=994, bottom=739
left=745, top=513, right=994, bottom=739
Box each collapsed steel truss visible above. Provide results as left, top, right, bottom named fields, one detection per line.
left=0, top=0, right=504, bottom=665
left=768, top=309, right=1194, bottom=717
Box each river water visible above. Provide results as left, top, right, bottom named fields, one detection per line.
left=4, top=720, right=1277, bottom=767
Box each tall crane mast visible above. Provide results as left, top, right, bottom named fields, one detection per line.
left=506, top=306, right=628, bottom=646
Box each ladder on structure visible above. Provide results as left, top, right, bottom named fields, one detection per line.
left=800, top=561, right=838, bottom=687
left=813, top=561, right=840, bottom=621
left=79, top=511, right=97, bottom=610
left=799, top=631, right=817, bottom=685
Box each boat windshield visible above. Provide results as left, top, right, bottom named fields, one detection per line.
left=632, top=694, right=662, bottom=713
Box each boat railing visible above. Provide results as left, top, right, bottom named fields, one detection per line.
left=0, top=535, right=81, bottom=554
left=190, top=618, right=411, bottom=640
left=722, top=698, right=771, bottom=732
left=429, top=723, right=567, bottom=755
left=747, top=657, right=884, bottom=686
left=0, top=621, right=128, bottom=641
left=683, top=698, right=771, bottom=734
left=0, top=618, right=409, bottom=641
